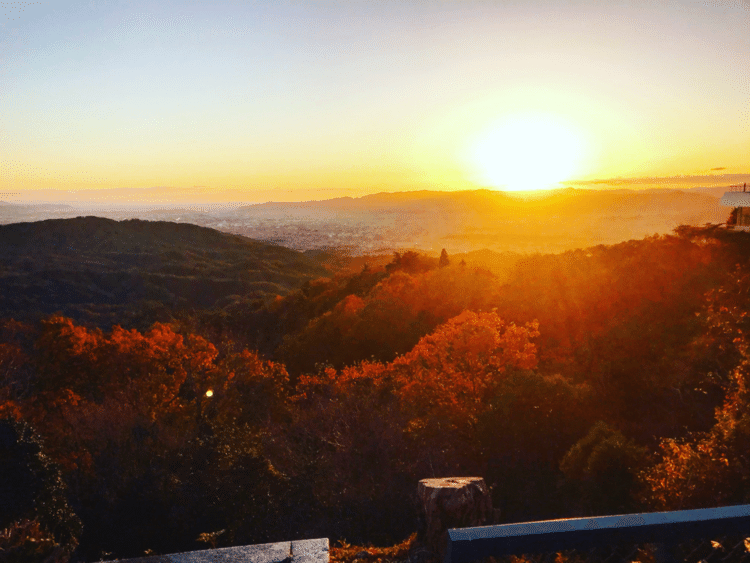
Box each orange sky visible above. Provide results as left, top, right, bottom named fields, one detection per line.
left=1, top=1, right=748, bottom=202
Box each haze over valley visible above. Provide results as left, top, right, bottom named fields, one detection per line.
left=0, top=184, right=737, bottom=256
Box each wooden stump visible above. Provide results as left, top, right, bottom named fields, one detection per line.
left=417, top=477, right=493, bottom=562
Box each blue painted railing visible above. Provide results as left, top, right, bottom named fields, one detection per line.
left=446, top=505, right=750, bottom=563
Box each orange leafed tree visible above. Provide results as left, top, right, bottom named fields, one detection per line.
left=210, top=348, right=291, bottom=429
left=295, top=309, right=540, bottom=422
left=279, top=264, right=505, bottom=376
left=21, top=316, right=222, bottom=472
left=292, top=309, right=544, bottom=480
left=0, top=339, right=28, bottom=421
left=640, top=268, right=750, bottom=510
left=391, top=310, right=540, bottom=427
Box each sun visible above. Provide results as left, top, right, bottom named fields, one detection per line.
left=468, top=113, right=585, bottom=192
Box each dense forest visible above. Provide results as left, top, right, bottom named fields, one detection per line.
left=4, top=218, right=750, bottom=562
left=0, top=217, right=329, bottom=329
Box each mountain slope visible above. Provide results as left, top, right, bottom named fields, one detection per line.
left=0, top=216, right=328, bottom=327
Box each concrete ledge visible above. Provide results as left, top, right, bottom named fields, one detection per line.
left=291, top=539, right=330, bottom=563
left=102, top=538, right=329, bottom=563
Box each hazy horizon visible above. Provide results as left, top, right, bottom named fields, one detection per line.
left=1, top=0, right=748, bottom=204
left=0, top=173, right=748, bottom=207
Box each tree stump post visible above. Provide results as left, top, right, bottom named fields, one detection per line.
left=417, top=477, right=494, bottom=563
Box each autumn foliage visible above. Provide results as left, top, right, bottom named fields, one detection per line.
left=393, top=311, right=539, bottom=411
left=641, top=265, right=750, bottom=510
left=5, top=225, right=750, bottom=560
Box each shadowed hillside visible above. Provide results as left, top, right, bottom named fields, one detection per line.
left=0, top=216, right=328, bottom=328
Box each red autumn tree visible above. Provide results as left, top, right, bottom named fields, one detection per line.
left=18, top=316, right=220, bottom=472
left=391, top=310, right=540, bottom=429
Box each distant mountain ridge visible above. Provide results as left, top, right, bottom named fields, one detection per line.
left=0, top=187, right=733, bottom=256
left=242, top=187, right=724, bottom=213
left=233, top=187, right=729, bottom=253
left=0, top=216, right=328, bottom=328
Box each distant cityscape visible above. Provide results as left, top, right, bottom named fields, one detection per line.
left=0, top=202, right=426, bottom=256
left=0, top=185, right=734, bottom=256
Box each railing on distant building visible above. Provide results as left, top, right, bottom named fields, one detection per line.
left=445, top=505, right=750, bottom=563
left=720, top=185, right=750, bottom=229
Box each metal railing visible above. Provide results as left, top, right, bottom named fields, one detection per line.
left=446, top=505, right=750, bottom=563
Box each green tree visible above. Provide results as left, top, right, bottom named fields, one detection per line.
left=560, top=421, right=649, bottom=516
left=0, top=417, right=82, bottom=562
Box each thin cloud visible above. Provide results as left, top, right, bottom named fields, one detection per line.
left=568, top=173, right=750, bottom=186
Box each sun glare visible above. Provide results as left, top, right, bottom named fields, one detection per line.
left=469, top=114, right=585, bottom=192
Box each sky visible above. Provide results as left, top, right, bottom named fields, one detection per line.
left=1, top=0, right=749, bottom=202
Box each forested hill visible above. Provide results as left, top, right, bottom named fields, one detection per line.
left=0, top=216, right=328, bottom=327
left=7, top=224, right=750, bottom=562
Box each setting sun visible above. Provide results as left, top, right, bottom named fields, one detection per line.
left=469, top=114, right=586, bottom=192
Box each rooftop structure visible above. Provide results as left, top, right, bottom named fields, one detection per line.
left=720, top=184, right=750, bottom=230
